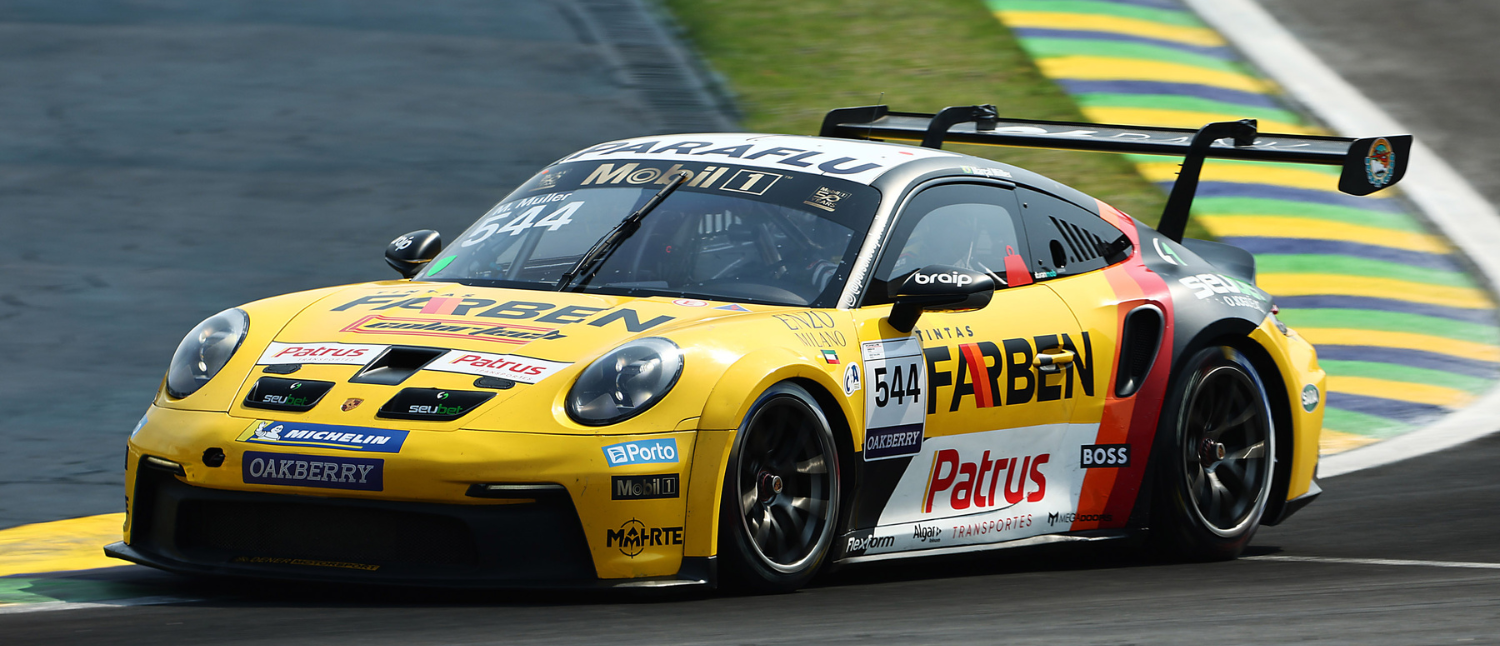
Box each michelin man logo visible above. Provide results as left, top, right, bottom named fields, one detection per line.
left=253, top=422, right=284, bottom=441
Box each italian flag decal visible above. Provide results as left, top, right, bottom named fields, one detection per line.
left=821, top=350, right=839, bottom=364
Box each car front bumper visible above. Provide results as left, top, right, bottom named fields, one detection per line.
left=117, top=405, right=734, bottom=587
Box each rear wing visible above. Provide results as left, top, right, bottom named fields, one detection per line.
left=820, top=104, right=1411, bottom=242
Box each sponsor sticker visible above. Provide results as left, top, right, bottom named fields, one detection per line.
left=237, top=421, right=408, bottom=453
left=860, top=424, right=1098, bottom=556
left=611, top=474, right=680, bottom=500
left=773, top=310, right=848, bottom=349
left=1152, top=237, right=1184, bottom=266
left=843, top=530, right=897, bottom=557
left=912, top=270, right=976, bottom=286
left=1302, top=384, right=1320, bottom=412
left=232, top=556, right=380, bottom=571
left=1080, top=444, right=1131, bottom=468
left=718, top=169, right=784, bottom=195
left=715, top=303, right=751, bottom=312
left=1366, top=137, right=1394, bottom=188
left=1046, top=511, right=1112, bottom=527
left=561, top=135, right=954, bottom=184
left=606, top=519, right=683, bottom=557
left=1179, top=273, right=1269, bottom=303
left=602, top=438, right=679, bottom=467
left=842, top=362, right=862, bottom=396
left=672, top=299, right=707, bottom=307
left=258, top=342, right=387, bottom=366
left=424, top=350, right=571, bottom=384
left=959, top=165, right=1012, bottom=179
left=861, top=337, right=926, bottom=460
left=532, top=168, right=566, bottom=191
left=242, top=450, right=383, bottom=491
left=923, top=448, right=1049, bottom=514
left=330, top=294, right=676, bottom=334
left=341, top=315, right=563, bottom=345
left=804, top=186, right=852, bottom=212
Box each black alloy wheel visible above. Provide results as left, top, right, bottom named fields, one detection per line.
left=1152, top=345, right=1275, bottom=560
left=719, top=382, right=840, bottom=593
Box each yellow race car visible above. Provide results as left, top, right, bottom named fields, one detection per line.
left=109, top=105, right=1409, bottom=592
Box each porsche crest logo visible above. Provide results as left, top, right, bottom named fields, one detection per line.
left=341, top=398, right=364, bottom=412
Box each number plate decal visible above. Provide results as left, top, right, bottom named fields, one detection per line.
left=862, top=336, right=926, bottom=461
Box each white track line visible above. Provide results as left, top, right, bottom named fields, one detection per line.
left=1246, top=555, right=1500, bottom=571
left=0, top=595, right=195, bottom=615
left=1182, top=0, right=1500, bottom=478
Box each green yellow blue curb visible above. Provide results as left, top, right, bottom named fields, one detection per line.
left=987, top=0, right=1500, bottom=456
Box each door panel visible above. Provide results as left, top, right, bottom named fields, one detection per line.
left=845, top=282, right=1100, bottom=557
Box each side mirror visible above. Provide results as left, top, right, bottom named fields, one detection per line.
left=887, top=265, right=995, bottom=333
left=385, top=230, right=442, bottom=278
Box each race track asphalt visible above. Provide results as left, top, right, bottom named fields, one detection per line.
left=5, top=1, right=1500, bottom=643
left=0, top=0, right=717, bottom=529
left=5, top=430, right=1500, bottom=645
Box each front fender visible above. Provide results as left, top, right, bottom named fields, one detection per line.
left=698, top=347, right=858, bottom=433
left=153, top=284, right=352, bottom=413
left=681, top=347, right=861, bottom=560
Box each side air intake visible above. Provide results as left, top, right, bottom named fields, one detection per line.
left=1115, top=305, right=1164, bottom=398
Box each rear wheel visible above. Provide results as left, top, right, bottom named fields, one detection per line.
left=718, top=383, right=840, bottom=593
left=1151, top=346, right=1275, bottom=560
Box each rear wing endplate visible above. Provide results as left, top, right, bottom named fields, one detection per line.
left=820, top=104, right=1411, bottom=242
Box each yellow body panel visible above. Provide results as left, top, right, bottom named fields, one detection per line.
left=129, top=281, right=865, bottom=580
left=1249, top=322, right=1324, bottom=500
left=126, top=264, right=1327, bottom=581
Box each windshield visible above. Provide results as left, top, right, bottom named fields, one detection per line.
left=420, top=160, right=880, bottom=307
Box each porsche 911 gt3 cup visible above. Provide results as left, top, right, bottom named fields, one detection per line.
left=109, top=104, right=1409, bottom=592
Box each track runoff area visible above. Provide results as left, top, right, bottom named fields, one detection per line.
left=6, top=0, right=1500, bottom=623
left=992, top=0, right=1500, bottom=453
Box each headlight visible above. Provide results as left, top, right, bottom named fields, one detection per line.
left=165, top=308, right=249, bottom=399
left=566, top=338, right=683, bottom=426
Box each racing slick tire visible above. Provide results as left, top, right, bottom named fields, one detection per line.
left=718, top=382, right=841, bottom=594
left=1150, top=345, right=1276, bottom=561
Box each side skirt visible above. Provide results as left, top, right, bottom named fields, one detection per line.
left=832, top=530, right=1130, bottom=566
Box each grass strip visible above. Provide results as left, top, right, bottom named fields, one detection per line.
left=663, top=0, right=1179, bottom=231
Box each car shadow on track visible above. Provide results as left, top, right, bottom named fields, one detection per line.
left=12, top=541, right=1289, bottom=608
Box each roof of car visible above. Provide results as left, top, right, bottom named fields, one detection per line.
left=556, top=132, right=1039, bottom=186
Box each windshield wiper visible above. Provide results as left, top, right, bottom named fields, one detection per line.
left=556, top=171, right=690, bottom=292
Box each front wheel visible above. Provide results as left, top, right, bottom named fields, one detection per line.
left=718, top=382, right=840, bottom=593
left=1151, top=346, right=1276, bottom=560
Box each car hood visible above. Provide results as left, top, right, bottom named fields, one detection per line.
left=283, top=280, right=715, bottom=360
left=170, top=280, right=805, bottom=436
